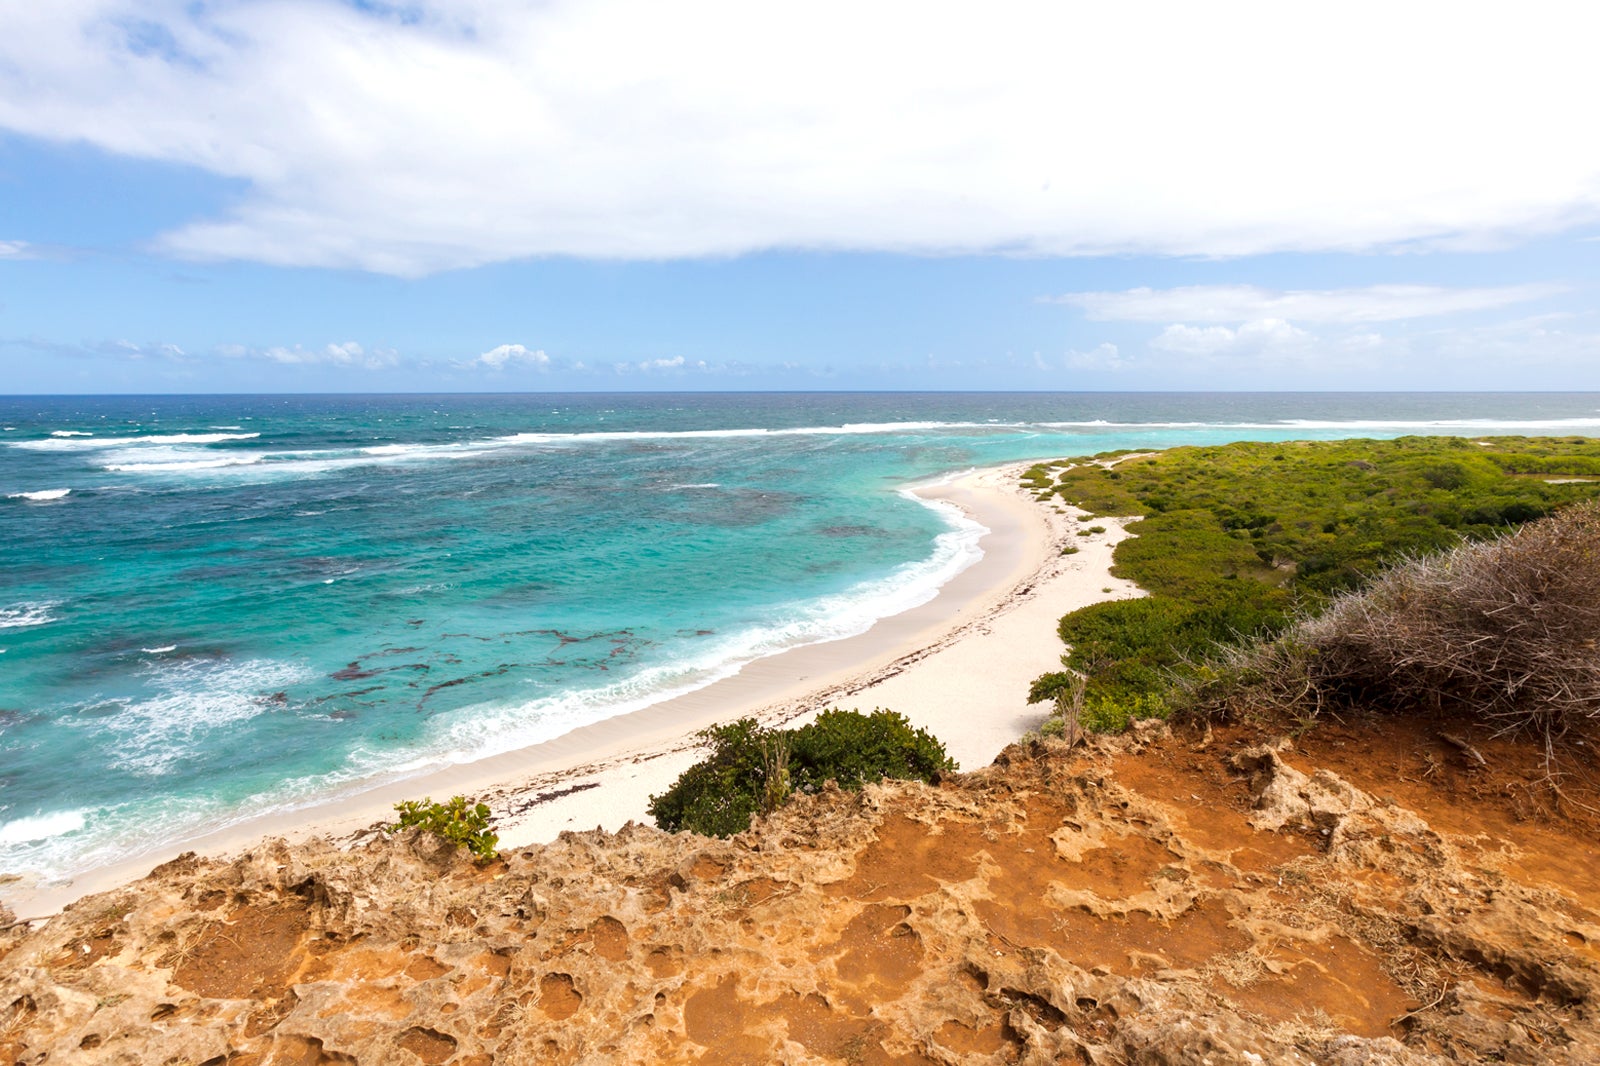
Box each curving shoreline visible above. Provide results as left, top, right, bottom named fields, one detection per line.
left=3, top=460, right=1142, bottom=918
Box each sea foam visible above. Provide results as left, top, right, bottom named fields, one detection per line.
left=0, top=601, right=59, bottom=628
left=12, top=431, right=260, bottom=451
left=6, top=488, right=70, bottom=500
left=102, top=455, right=266, bottom=473
left=96, top=658, right=313, bottom=777
left=0, top=809, right=87, bottom=845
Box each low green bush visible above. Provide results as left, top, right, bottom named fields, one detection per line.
left=389, top=795, right=500, bottom=863
left=648, top=709, right=956, bottom=837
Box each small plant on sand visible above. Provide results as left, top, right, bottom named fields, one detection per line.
left=648, top=709, right=956, bottom=837
left=389, top=795, right=500, bottom=863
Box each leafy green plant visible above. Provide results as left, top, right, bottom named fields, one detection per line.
left=648, top=709, right=956, bottom=837
left=389, top=795, right=500, bottom=863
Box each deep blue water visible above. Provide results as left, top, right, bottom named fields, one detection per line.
left=3, top=391, right=1599, bottom=883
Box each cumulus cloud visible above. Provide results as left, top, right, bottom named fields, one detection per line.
left=1151, top=318, right=1312, bottom=357
left=471, top=343, right=549, bottom=370
left=2, top=4, right=1599, bottom=274
left=1051, top=284, right=1567, bottom=324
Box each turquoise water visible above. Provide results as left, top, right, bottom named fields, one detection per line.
left=3, top=391, right=1599, bottom=884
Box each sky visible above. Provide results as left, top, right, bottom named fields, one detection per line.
left=3, top=1, right=1600, bottom=393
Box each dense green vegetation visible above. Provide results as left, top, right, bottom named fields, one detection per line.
left=648, top=709, right=957, bottom=837
left=389, top=796, right=500, bottom=863
left=1026, top=436, right=1600, bottom=731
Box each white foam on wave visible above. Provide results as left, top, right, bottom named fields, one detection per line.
left=100, top=439, right=495, bottom=480
left=494, top=420, right=984, bottom=446
left=0, top=601, right=60, bottom=628
left=0, top=790, right=244, bottom=887
left=360, top=442, right=490, bottom=462
left=103, top=455, right=265, bottom=473
left=12, top=431, right=260, bottom=451
left=94, top=658, right=314, bottom=776
left=49, top=430, right=93, bottom=437
left=141, top=645, right=178, bottom=654
left=0, top=809, right=87, bottom=845
left=6, top=488, right=70, bottom=501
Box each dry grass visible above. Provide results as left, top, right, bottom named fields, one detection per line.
left=1210, top=503, right=1600, bottom=752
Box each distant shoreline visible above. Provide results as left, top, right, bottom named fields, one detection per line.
left=4, top=459, right=1143, bottom=918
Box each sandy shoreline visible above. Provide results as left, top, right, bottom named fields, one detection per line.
left=4, top=461, right=1141, bottom=919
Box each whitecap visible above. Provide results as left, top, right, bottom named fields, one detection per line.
left=141, top=645, right=178, bottom=654
left=492, top=420, right=987, bottom=446
left=49, top=430, right=93, bottom=437
left=0, top=601, right=59, bottom=628
left=0, top=809, right=87, bottom=845
left=102, top=455, right=264, bottom=473
left=6, top=488, right=70, bottom=501
left=12, top=431, right=260, bottom=451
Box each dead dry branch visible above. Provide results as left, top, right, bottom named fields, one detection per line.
left=1210, top=502, right=1600, bottom=748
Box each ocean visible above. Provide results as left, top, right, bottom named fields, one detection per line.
left=3, top=391, right=1599, bottom=885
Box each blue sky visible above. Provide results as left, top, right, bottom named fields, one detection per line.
left=3, top=2, right=1600, bottom=393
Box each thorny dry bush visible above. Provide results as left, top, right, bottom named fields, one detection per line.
left=1203, top=502, right=1600, bottom=750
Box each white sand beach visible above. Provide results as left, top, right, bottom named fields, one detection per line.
left=6, top=461, right=1142, bottom=919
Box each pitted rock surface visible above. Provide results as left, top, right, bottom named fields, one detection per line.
left=3, top=724, right=1597, bottom=1064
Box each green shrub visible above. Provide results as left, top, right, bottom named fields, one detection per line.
left=389, top=796, right=500, bottom=863
left=648, top=709, right=956, bottom=837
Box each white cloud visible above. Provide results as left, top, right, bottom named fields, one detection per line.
left=629, top=356, right=690, bottom=372
left=3, top=4, right=1600, bottom=274
left=472, top=343, right=549, bottom=370
left=1064, top=342, right=1129, bottom=370
left=1151, top=318, right=1312, bottom=356
left=221, top=341, right=397, bottom=369
left=0, top=239, right=33, bottom=259
left=1052, top=284, right=1567, bottom=324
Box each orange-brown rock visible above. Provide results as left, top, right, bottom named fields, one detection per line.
left=3, top=720, right=1596, bottom=1064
